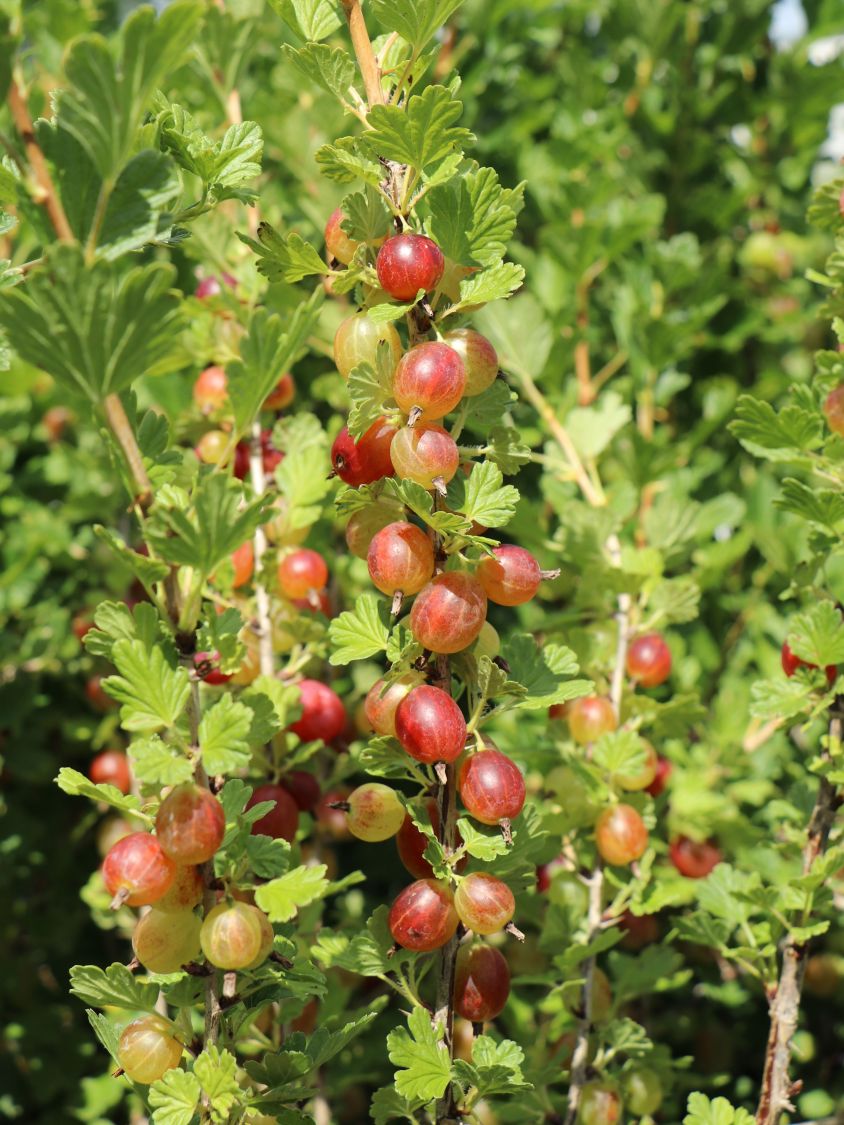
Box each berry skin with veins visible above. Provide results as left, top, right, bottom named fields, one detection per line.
left=346, top=783, right=405, bottom=841
left=331, top=420, right=396, bottom=487
left=132, top=908, right=202, bottom=973
left=264, top=373, right=295, bottom=411
left=278, top=548, right=328, bottom=600
left=376, top=234, right=445, bottom=302
left=626, top=632, right=672, bottom=687
left=594, top=804, right=648, bottom=866
left=155, top=864, right=204, bottom=913
left=395, top=685, right=467, bottom=764
left=230, top=541, right=254, bottom=589
left=193, top=365, right=228, bottom=413
left=410, top=571, right=488, bottom=654
left=324, top=207, right=360, bottom=265
left=196, top=429, right=229, bottom=465
left=392, top=342, right=466, bottom=423
left=364, top=672, right=425, bottom=737
left=459, top=748, right=525, bottom=826
left=388, top=878, right=459, bottom=952
left=200, top=901, right=268, bottom=970
left=670, top=835, right=722, bottom=878
left=289, top=679, right=347, bottom=744
left=390, top=423, right=460, bottom=492
left=345, top=502, right=403, bottom=559
left=367, top=521, right=435, bottom=600
left=578, top=1082, right=623, bottom=1125
left=155, top=784, right=226, bottom=865
left=567, top=695, right=617, bottom=745
left=477, top=545, right=543, bottom=606
left=246, top=783, right=300, bottom=842
left=443, top=328, right=499, bottom=396
left=102, top=832, right=176, bottom=907
left=454, top=872, right=515, bottom=934
left=453, top=944, right=510, bottom=1022
left=89, top=750, right=131, bottom=794
left=334, top=314, right=403, bottom=382
left=117, top=1015, right=183, bottom=1085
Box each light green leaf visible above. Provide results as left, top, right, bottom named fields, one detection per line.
left=199, top=695, right=253, bottom=774
left=456, top=817, right=509, bottom=862
left=328, top=594, right=390, bottom=664
left=429, top=167, right=519, bottom=268
left=503, top=635, right=589, bottom=709
left=730, top=395, right=823, bottom=462
left=270, top=0, right=343, bottom=40
left=788, top=601, right=844, bottom=667
left=368, top=0, right=463, bottom=49
left=148, top=1069, right=201, bottom=1125
left=684, top=1093, right=756, bottom=1125
left=363, top=85, right=473, bottom=173
left=241, top=222, right=328, bottom=284
left=102, top=638, right=190, bottom=732
left=56, top=766, right=145, bottom=817
left=129, top=736, right=194, bottom=787
left=193, top=1046, right=240, bottom=1120
left=70, top=963, right=159, bottom=1011
left=280, top=43, right=356, bottom=102
left=452, top=261, right=524, bottom=311
left=566, top=392, right=631, bottom=459
left=445, top=459, right=518, bottom=528
left=254, top=865, right=329, bottom=922
left=346, top=358, right=396, bottom=438
left=387, top=1006, right=451, bottom=1101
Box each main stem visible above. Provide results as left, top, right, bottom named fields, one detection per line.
left=248, top=420, right=275, bottom=678
left=340, top=0, right=384, bottom=108
left=755, top=708, right=842, bottom=1125
left=564, top=533, right=629, bottom=1125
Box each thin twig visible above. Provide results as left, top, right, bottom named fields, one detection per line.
left=248, top=420, right=275, bottom=678
left=8, top=74, right=74, bottom=243
left=755, top=705, right=842, bottom=1125
left=340, top=0, right=384, bottom=108
left=103, top=394, right=154, bottom=509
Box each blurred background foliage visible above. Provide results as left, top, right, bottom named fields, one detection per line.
left=2, top=0, right=844, bottom=1121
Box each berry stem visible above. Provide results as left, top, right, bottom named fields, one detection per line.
left=755, top=703, right=843, bottom=1125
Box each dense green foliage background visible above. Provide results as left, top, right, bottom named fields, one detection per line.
left=2, top=0, right=844, bottom=1121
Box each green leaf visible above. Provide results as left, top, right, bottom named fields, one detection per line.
left=503, top=635, right=589, bottom=709
left=280, top=43, right=356, bottom=102
left=241, top=222, right=328, bottom=283
left=240, top=677, right=303, bottom=744
left=270, top=0, right=343, bottom=40
left=346, top=358, right=396, bottom=438
left=429, top=167, right=519, bottom=268
left=70, top=963, right=159, bottom=1011
left=129, top=736, right=194, bottom=787
left=328, top=594, right=390, bottom=664
left=370, top=1085, right=422, bottom=1125
left=305, top=1011, right=380, bottom=1069
left=148, top=1069, right=201, bottom=1125
left=87, top=1009, right=120, bottom=1062
left=332, top=906, right=412, bottom=977
left=197, top=607, right=246, bottom=673
left=254, top=865, right=329, bottom=922
left=363, top=86, right=473, bottom=173
left=199, top=695, right=253, bottom=775
left=102, top=638, right=190, bottom=733
left=84, top=600, right=165, bottom=662
left=476, top=294, right=553, bottom=383
left=776, top=477, right=844, bottom=529
left=0, top=246, right=182, bottom=403
left=451, top=261, right=524, bottom=311
left=684, top=1093, right=756, bottom=1125
left=56, top=766, right=145, bottom=817
left=96, top=150, right=181, bottom=260
left=275, top=439, right=333, bottom=529
left=156, top=99, right=263, bottom=196
left=445, top=459, right=518, bottom=528
left=91, top=532, right=169, bottom=601
left=57, top=1, right=203, bottom=181
left=485, top=425, right=532, bottom=474
left=453, top=1035, right=530, bottom=1099
left=227, top=292, right=323, bottom=434
left=456, top=817, right=509, bottom=862
left=730, top=394, right=823, bottom=462
left=315, top=136, right=383, bottom=184
left=566, top=392, right=631, bottom=459
left=193, top=1046, right=240, bottom=1121
left=369, top=0, right=463, bottom=49
left=593, top=730, right=649, bottom=781
left=340, top=185, right=392, bottom=244
left=387, top=1006, right=452, bottom=1101
left=787, top=601, right=844, bottom=667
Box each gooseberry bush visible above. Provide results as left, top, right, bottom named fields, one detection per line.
left=2, top=0, right=844, bottom=1123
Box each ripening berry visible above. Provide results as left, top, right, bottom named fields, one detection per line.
left=345, top=502, right=403, bottom=559
left=264, top=373, right=295, bottom=411
left=781, top=640, right=836, bottom=684
left=477, top=545, right=542, bottom=606
left=195, top=272, right=236, bottom=299
left=453, top=943, right=510, bottom=1022
left=388, top=878, right=459, bottom=951
left=334, top=314, right=402, bottom=381
left=578, top=1082, right=623, bottom=1125
left=246, top=783, right=300, bottom=842
left=324, top=207, right=360, bottom=265
left=670, top=835, right=722, bottom=878
left=331, top=420, right=397, bottom=486
left=132, top=908, right=202, bottom=973
left=155, top=864, right=204, bottom=913
left=364, top=673, right=425, bottom=737
left=200, top=900, right=268, bottom=969
left=230, top=541, right=254, bottom=589
left=614, top=741, right=659, bottom=792
left=89, top=750, right=132, bottom=795
left=278, top=549, right=329, bottom=600
left=618, top=909, right=661, bottom=950
left=390, top=424, right=460, bottom=491
left=85, top=674, right=115, bottom=712
left=567, top=696, right=617, bottom=745
left=645, top=755, right=672, bottom=797
left=155, top=784, right=226, bottom=866
left=315, top=787, right=352, bottom=840
left=454, top=872, right=515, bottom=934
left=367, top=521, right=435, bottom=598
left=396, top=799, right=439, bottom=879
left=193, top=650, right=231, bottom=686
left=410, top=572, right=487, bottom=654
left=594, top=804, right=648, bottom=866
left=102, top=832, right=176, bottom=907
left=196, top=429, right=229, bottom=465
left=622, top=1069, right=663, bottom=1116
left=117, top=1015, right=183, bottom=1085
left=443, top=328, right=499, bottom=396
left=823, top=385, right=844, bottom=437
left=193, top=365, right=228, bottom=413
left=281, top=770, right=321, bottom=813
left=392, top=342, right=466, bottom=423
left=459, top=748, right=525, bottom=826
left=395, top=685, right=467, bottom=764
left=626, top=632, right=672, bottom=687
left=376, top=234, right=445, bottom=301
left=347, top=783, right=406, bottom=841
left=289, top=679, right=346, bottom=743
left=72, top=612, right=93, bottom=642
